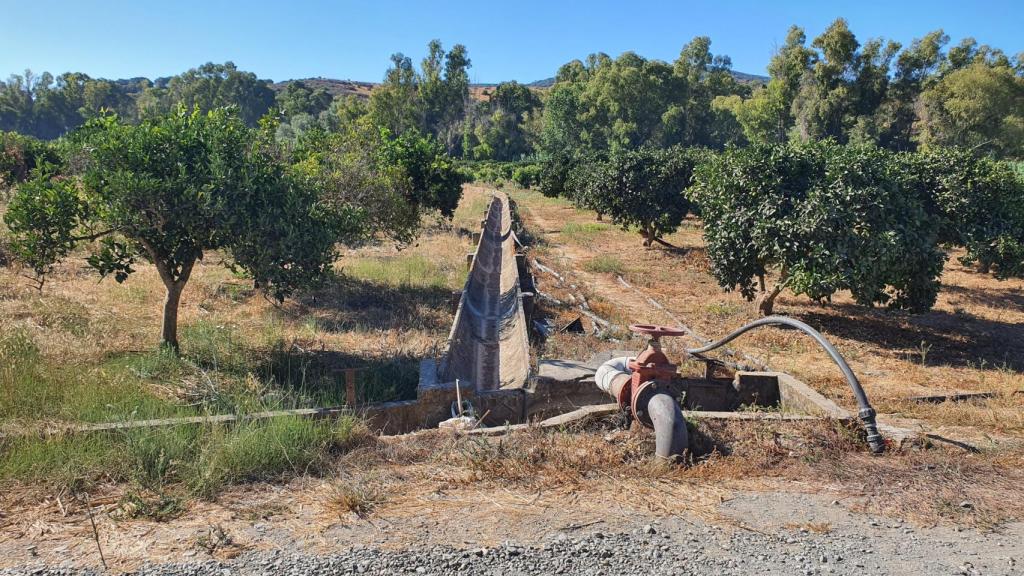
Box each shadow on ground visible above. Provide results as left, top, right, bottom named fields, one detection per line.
left=256, top=347, right=421, bottom=405
left=293, top=274, right=454, bottom=334
left=796, top=304, right=1024, bottom=372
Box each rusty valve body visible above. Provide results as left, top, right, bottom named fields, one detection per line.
left=621, top=324, right=686, bottom=427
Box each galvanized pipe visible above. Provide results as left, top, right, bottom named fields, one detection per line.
left=647, top=393, right=689, bottom=459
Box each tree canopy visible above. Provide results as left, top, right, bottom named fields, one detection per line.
left=566, top=147, right=701, bottom=246
left=4, top=108, right=341, bottom=350
left=692, top=142, right=946, bottom=315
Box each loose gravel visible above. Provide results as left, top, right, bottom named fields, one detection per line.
left=4, top=518, right=1020, bottom=576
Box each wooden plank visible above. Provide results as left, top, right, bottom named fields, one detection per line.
left=0, top=407, right=352, bottom=439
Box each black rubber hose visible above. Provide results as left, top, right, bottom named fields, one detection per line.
left=684, top=315, right=885, bottom=454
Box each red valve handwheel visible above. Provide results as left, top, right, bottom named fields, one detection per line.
left=629, top=324, right=687, bottom=337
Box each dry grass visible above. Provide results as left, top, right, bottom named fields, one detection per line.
left=0, top=188, right=483, bottom=426
left=511, top=189, right=1024, bottom=435
left=3, top=183, right=1024, bottom=565
left=2, top=418, right=1022, bottom=572
left=0, top=188, right=487, bottom=498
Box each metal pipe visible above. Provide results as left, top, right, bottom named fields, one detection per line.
left=595, top=356, right=631, bottom=398
left=684, top=315, right=885, bottom=454
left=595, top=357, right=688, bottom=459
left=647, top=393, right=689, bottom=459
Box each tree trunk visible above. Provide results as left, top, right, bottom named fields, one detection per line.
left=161, top=282, right=183, bottom=352
left=642, top=223, right=653, bottom=247
left=149, top=253, right=196, bottom=354
left=596, top=213, right=603, bottom=222
left=756, top=284, right=782, bottom=316
left=756, top=268, right=788, bottom=316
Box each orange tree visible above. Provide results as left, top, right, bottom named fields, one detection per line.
left=693, top=142, right=945, bottom=315
left=4, top=108, right=343, bottom=351
left=568, top=146, right=702, bottom=246
left=903, top=147, right=1024, bottom=278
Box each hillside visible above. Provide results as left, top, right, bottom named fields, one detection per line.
left=271, top=69, right=769, bottom=100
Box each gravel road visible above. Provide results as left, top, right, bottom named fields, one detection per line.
left=4, top=507, right=1021, bottom=576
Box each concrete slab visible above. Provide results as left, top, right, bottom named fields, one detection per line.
left=537, top=359, right=595, bottom=383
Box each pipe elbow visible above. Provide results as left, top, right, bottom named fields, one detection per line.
left=647, top=393, right=689, bottom=459
left=595, top=356, right=633, bottom=401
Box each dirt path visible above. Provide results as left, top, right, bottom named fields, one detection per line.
left=522, top=200, right=679, bottom=328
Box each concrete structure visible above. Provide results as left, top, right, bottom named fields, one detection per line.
left=440, top=192, right=532, bottom=392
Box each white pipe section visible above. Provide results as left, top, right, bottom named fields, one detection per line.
left=595, top=356, right=632, bottom=395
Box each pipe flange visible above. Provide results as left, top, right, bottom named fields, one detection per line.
left=630, top=380, right=661, bottom=428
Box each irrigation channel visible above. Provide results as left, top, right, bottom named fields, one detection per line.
left=10, top=190, right=894, bottom=457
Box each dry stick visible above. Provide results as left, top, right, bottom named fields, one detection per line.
left=469, top=410, right=492, bottom=431
left=81, top=492, right=108, bottom=570
left=532, top=257, right=617, bottom=334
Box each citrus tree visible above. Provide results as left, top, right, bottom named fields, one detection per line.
left=4, top=108, right=343, bottom=351
left=568, top=147, right=702, bottom=246
left=291, top=124, right=464, bottom=246
left=693, top=142, right=945, bottom=315
left=903, top=147, right=1024, bottom=278
left=1, top=131, right=59, bottom=190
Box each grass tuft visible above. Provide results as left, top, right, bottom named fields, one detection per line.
left=343, top=253, right=463, bottom=290
left=583, top=255, right=627, bottom=275
left=0, top=415, right=371, bottom=499
left=561, top=222, right=611, bottom=244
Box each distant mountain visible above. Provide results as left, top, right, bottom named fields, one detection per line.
left=272, top=69, right=768, bottom=100
left=270, top=77, right=376, bottom=98
left=728, top=70, right=770, bottom=84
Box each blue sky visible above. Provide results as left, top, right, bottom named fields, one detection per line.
left=1, top=1, right=1020, bottom=83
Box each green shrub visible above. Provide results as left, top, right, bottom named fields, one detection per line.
left=903, top=148, right=1024, bottom=278
left=511, top=164, right=541, bottom=188
left=569, top=146, right=702, bottom=246
left=0, top=131, right=60, bottom=190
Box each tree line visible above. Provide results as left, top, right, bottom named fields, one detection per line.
left=2, top=23, right=1023, bottom=335
left=2, top=108, right=464, bottom=351
left=5, top=20, right=1018, bottom=160
left=538, top=140, right=1023, bottom=315
left=526, top=18, right=1023, bottom=316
